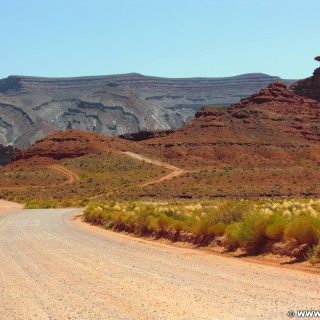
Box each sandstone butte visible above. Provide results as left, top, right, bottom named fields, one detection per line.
left=290, top=56, right=320, bottom=102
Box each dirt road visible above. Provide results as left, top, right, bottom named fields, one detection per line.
left=0, top=207, right=319, bottom=320
left=0, top=165, right=79, bottom=191
left=48, top=165, right=80, bottom=185
left=122, top=151, right=185, bottom=186
left=0, top=199, right=24, bottom=213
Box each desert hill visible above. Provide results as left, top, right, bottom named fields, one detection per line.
left=14, top=129, right=139, bottom=162
left=0, top=73, right=294, bottom=148
left=141, top=81, right=320, bottom=169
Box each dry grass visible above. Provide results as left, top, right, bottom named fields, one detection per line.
left=0, top=152, right=169, bottom=207
left=83, top=199, right=320, bottom=261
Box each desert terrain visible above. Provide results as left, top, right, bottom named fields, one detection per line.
left=0, top=201, right=319, bottom=320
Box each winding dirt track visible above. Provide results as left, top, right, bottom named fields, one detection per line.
left=0, top=203, right=319, bottom=320
left=0, top=165, right=79, bottom=191
left=47, top=164, right=80, bottom=185
left=122, top=151, right=185, bottom=186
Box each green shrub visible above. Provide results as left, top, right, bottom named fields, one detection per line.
left=157, top=214, right=174, bottom=231
left=264, top=214, right=288, bottom=241
left=225, top=213, right=269, bottom=253
left=24, top=199, right=59, bottom=209
left=284, top=216, right=320, bottom=246
left=225, top=222, right=242, bottom=250
left=210, top=200, right=252, bottom=224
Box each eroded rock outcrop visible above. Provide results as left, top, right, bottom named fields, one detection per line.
left=233, top=81, right=318, bottom=108
left=290, top=56, right=320, bottom=102
left=142, top=81, right=320, bottom=166
left=0, top=144, right=19, bottom=166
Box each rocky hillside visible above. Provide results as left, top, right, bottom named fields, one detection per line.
left=14, top=129, right=140, bottom=161
left=0, top=73, right=294, bottom=148
left=141, top=81, right=320, bottom=169
left=290, top=56, right=320, bottom=102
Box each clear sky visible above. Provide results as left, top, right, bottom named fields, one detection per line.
left=1, top=0, right=319, bottom=80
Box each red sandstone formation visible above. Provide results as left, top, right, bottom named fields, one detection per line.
left=290, top=56, right=320, bottom=102
left=14, top=130, right=139, bottom=161
left=141, top=82, right=320, bottom=168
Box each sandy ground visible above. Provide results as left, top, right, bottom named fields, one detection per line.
left=0, top=207, right=319, bottom=320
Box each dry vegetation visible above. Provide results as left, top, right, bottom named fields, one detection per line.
left=0, top=152, right=169, bottom=207
left=0, top=168, right=67, bottom=188
left=83, top=199, right=320, bottom=263
left=138, top=164, right=320, bottom=199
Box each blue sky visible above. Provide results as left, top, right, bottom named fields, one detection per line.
left=1, top=0, right=319, bottom=79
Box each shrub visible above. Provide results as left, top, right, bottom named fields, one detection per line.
left=225, top=213, right=269, bottom=253
left=25, top=199, right=59, bottom=209
left=264, top=214, right=288, bottom=241
left=146, top=215, right=160, bottom=232
left=307, top=244, right=320, bottom=264
left=211, top=200, right=252, bottom=224
left=284, top=216, right=320, bottom=246
left=225, top=222, right=242, bottom=249
left=208, top=222, right=226, bottom=237
left=157, top=214, right=174, bottom=231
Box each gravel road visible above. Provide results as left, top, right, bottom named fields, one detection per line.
left=0, top=206, right=319, bottom=320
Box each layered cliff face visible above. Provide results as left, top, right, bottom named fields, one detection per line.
left=141, top=82, right=320, bottom=168
left=0, top=73, right=293, bottom=147
left=290, top=56, right=320, bottom=102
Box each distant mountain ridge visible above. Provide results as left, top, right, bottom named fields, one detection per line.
left=0, top=72, right=294, bottom=147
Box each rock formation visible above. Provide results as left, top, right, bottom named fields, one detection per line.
left=290, top=56, right=320, bottom=102
left=14, top=130, right=139, bottom=161
left=141, top=81, right=320, bottom=168
left=0, top=144, right=19, bottom=166
left=0, top=73, right=294, bottom=148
